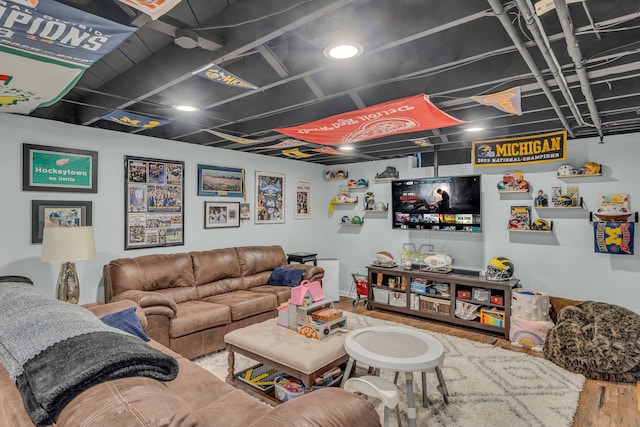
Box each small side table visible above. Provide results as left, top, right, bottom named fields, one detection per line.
left=287, top=252, right=318, bottom=266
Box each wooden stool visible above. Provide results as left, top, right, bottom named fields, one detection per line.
left=344, top=375, right=402, bottom=427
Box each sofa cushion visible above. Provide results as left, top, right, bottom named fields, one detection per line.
left=248, top=285, right=292, bottom=305
left=191, top=248, right=243, bottom=286
left=267, top=267, right=305, bottom=287
left=105, top=253, right=197, bottom=303
left=235, top=245, right=287, bottom=277
left=170, top=301, right=231, bottom=338
left=100, top=307, right=150, bottom=341
left=203, top=291, right=277, bottom=321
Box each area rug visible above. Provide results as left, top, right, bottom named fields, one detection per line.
left=194, top=313, right=585, bottom=427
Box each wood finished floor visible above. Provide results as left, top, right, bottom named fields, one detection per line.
left=334, top=297, right=640, bottom=427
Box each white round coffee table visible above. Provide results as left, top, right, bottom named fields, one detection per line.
left=340, top=325, right=449, bottom=427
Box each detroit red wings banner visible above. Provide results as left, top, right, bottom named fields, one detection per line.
left=274, top=94, right=466, bottom=145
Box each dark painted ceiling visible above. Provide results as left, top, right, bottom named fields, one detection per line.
left=26, top=0, right=640, bottom=165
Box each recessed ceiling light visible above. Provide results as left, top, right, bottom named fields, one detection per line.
left=173, top=104, right=199, bottom=112
left=324, top=42, right=363, bottom=60
left=339, top=145, right=355, bottom=151
left=465, top=127, right=485, bottom=132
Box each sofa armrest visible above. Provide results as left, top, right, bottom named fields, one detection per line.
left=112, top=289, right=177, bottom=319
left=248, top=388, right=380, bottom=427
left=281, top=264, right=324, bottom=283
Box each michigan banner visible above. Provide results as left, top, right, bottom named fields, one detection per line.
left=594, top=222, right=634, bottom=255
left=472, top=130, right=567, bottom=167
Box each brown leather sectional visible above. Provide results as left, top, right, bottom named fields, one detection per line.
left=0, top=300, right=381, bottom=427
left=103, top=245, right=324, bottom=359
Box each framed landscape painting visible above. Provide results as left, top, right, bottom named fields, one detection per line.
left=197, top=164, right=244, bottom=197
left=255, top=171, right=285, bottom=224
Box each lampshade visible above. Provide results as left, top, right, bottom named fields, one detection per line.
left=41, top=226, right=96, bottom=262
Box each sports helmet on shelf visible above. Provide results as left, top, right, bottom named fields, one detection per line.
left=351, top=216, right=362, bottom=224
left=580, top=162, right=601, bottom=175
left=373, top=202, right=387, bottom=211
left=497, top=181, right=511, bottom=191
left=531, top=219, right=550, bottom=230
left=348, top=179, right=356, bottom=187
left=325, top=171, right=335, bottom=179
left=556, top=195, right=574, bottom=206
left=357, top=178, right=368, bottom=186
left=335, top=170, right=347, bottom=178
left=517, top=180, right=529, bottom=190
left=341, top=215, right=350, bottom=223
left=485, top=256, right=514, bottom=281
left=557, top=164, right=577, bottom=176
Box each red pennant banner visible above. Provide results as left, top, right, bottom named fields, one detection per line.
left=274, top=94, right=465, bottom=145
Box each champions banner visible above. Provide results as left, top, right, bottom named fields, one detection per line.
left=472, top=130, right=567, bottom=167
left=100, top=110, right=170, bottom=128
left=594, top=222, right=634, bottom=255
left=0, top=0, right=135, bottom=114
left=274, top=94, right=466, bottom=145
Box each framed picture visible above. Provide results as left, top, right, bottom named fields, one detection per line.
left=255, top=171, right=285, bottom=224
left=204, top=201, right=240, bottom=228
left=197, top=164, right=244, bottom=197
left=124, top=155, right=185, bottom=250
left=23, top=143, right=98, bottom=193
left=295, top=178, right=312, bottom=219
left=31, top=200, right=93, bottom=244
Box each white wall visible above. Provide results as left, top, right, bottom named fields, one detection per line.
left=2, top=112, right=639, bottom=313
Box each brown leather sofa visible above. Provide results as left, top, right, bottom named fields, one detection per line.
left=0, top=300, right=381, bottom=427
left=104, top=245, right=324, bottom=359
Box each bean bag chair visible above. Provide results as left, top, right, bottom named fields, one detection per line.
left=543, top=301, right=640, bottom=382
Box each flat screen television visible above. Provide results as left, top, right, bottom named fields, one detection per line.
left=391, top=175, right=481, bottom=232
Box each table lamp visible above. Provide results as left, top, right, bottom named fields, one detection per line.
left=41, top=226, right=96, bottom=304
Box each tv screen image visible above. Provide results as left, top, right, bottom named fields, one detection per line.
left=391, top=175, right=481, bottom=232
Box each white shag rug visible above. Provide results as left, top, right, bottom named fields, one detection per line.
left=194, top=313, right=585, bottom=427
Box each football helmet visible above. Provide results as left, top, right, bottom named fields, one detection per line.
left=357, top=178, right=369, bottom=186
left=351, top=215, right=362, bottom=224
left=341, top=215, right=350, bottom=223
left=580, top=162, right=601, bottom=175
left=497, top=180, right=511, bottom=191
left=485, top=256, right=514, bottom=281
left=517, top=180, right=529, bottom=191
left=364, top=192, right=376, bottom=209
left=335, top=170, right=347, bottom=178
left=325, top=171, right=335, bottom=179
left=531, top=219, right=550, bottom=230
left=373, top=202, right=388, bottom=211
left=556, top=195, right=574, bottom=206
left=557, top=164, right=577, bottom=176
left=348, top=179, right=356, bottom=187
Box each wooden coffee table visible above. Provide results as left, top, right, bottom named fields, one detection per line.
left=224, top=317, right=350, bottom=404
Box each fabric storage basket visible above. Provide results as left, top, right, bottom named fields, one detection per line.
left=419, top=296, right=451, bottom=316
left=388, top=291, right=406, bottom=307
left=372, top=287, right=389, bottom=304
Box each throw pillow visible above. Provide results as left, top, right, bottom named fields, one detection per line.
left=100, top=307, right=150, bottom=341
left=268, top=267, right=305, bottom=287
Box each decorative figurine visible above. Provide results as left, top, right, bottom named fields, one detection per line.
left=535, top=190, right=548, bottom=207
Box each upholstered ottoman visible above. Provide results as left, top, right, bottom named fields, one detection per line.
left=224, top=318, right=352, bottom=401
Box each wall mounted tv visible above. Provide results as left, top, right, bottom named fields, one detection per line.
left=391, top=175, right=481, bottom=232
